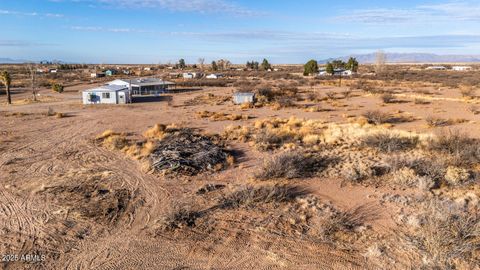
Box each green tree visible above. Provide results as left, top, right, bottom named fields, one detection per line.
left=346, top=57, right=359, bottom=72
left=303, top=60, right=319, bottom=76
left=1, top=71, right=12, bottom=104
left=261, top=58, right=272, bottom=71
left=331, top=60, right=346, bottom=69
left=178, top=59, right=186, bottom=69
left=326, top=62, right=334, bottom=75
left=211, top=61, right=218, bottom=71
left=52, top=83, right=64, bottom=93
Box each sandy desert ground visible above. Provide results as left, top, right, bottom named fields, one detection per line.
left=1, top=69, right=480, bottom=269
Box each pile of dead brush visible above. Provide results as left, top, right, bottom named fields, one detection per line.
left=148, top=128, right=231, bottom=175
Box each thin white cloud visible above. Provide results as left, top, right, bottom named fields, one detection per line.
left=0, top=9, right=64, bottom=18
left=335, top=1, right=480, bottom=24
left=71, top=26, right=152, bottom=33
left=57, top=0, right=262, bottom=16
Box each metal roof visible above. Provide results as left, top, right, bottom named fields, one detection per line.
left=84, top=84, right=128, bottom=93
left=117, top=78, right=176, bottom=87
left=234, top=92, right=255, bottom=96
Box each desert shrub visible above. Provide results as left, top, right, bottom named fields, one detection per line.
left=469, top=105, right=480, bottom=115
left=425, top=116, right=451, bottom=127
left=256, top=88, right=275, bottom=102
left=341, top=89, right=353, bottom=99
left=460, top=86, right=476, bottom=98
left=380, top=92, right=395, bottom=103
left=159, top=204, right=202, bottom=231
left=426, top=130, right=480, bottom=166
left=341, top=162, right=375, bottom=183
left=385, top=155, right=446, bottom=186
left=255, top=151, right=327, bottom=180
left=52, top=83, right=64, bottom=93
left=363, top=110, right=391, bottom=125
left=253, top=129, right=294, bottom=150
left=362, top=133, right=419, bottom=152
left=317, top=204, right=377, bottom=244
left=46, top=107, right=56, bottom=116
left=403, top=200, right=480, bottom=269
left=325, top=91, right=337, bottom=100
left=218, top=185, right=307, bottom=209
left=272, top=97, right=295, bottom=109
left=414, top=98, right=430, bottom=105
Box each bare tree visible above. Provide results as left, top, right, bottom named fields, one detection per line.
left=198, top=58, right=205, bottom=71
left=27, top=63, right=38, bottom=101
left=375, top=50, right=386, bottom=74
left=1, top=71, right=12, bottom=104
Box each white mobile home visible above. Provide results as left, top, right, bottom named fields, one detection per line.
left=452, top=66, right=472, bottom=71
left=82, top=85, right=131, bottom=105
left=107, top=78, right=175, bottom=96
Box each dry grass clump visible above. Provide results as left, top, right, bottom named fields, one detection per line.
left=96, top=130, right=129, bottom=150
left=223, top=117, right=327, bottom=150
left=316, top=204, right=377, bottom=245
left=255, top=151, right=327, bottom=180
left=425, top=116, right=452, bottom=127
left=158, top=204, right=202, bottom=231
left=385, top=155, right=445, bottom=189
left=143, top=124, right=167, bottom=139
left=184, top=93, right=230, bottom=106
left=426, top=130, right=480, bottom=166
left=414, top=98, right=430, bottom=105
left=340, top=162, right=378, bottom=183
left=469, top=105, right=480, bottom=115
left=362, top=110, right=392, bottom=125
left=197, top=110, right=250, bottom=121
left=380, top=92, right=396, bottom=103
left=361, top=132, right=419, bottom=152
left=218, top=185, right=307, bottom=209
left=402, top=200, right=480, bottom=269
left=459, top=86, right=476, bottom=99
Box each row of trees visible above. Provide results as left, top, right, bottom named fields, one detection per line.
left=303, top=57, right=359, bottom=76
left=176, top=58, right=233, bottom=71
left=246, top=59, right=272, bottom=71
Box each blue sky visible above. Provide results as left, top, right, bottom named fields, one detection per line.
left=1, top=0, right=480, bottom=63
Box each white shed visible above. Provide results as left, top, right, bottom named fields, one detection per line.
left=452, top=66, right=472, bottom=71
left=233, top=92, right=255, bottom=105
left=82, top=85, right=131, bottom=105
left=206, top=74, right=224, bottom=79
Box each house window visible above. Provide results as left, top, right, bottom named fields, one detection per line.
left=102, top=93, right=110, bottom=99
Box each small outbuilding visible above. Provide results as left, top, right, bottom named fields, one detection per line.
left=206, top=74, right=224, bottom=79
left=452, top=66, right=472, bottom=71
left=233, top=92, right=255, bottom=105
left=82, top=85, right=131, bottom=105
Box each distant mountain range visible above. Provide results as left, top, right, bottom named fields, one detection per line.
left=0, top=58, right=29, bottom=64
left=320, top=53, right=480, bottom=64
left=0, top=58, right=67, bottom=64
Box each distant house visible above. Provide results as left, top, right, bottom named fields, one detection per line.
left=206, top=74, right=224, bottom=79
left=91, top=72, right=106, bottom=78
left=182, top=72, right=202, bottom=79
left=426, top=66, right=447, bottom=70
left=452, top=66, right=472, bottom=71
left=233, top=92, right=255, bottom=105
left=49, top=69, right=58, bottom=73
left=336, top=69, right=354, bottom=76
left=107, top=78, right=176, bottom=95
left=143, top=67, right=154, bottom=71
left=318, top=68, right=354, bottom=76
left=82, top=85, right=131, bottom=105
left=105, top=69, right=117, bottom=76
